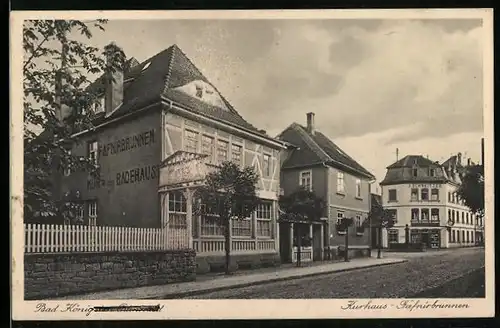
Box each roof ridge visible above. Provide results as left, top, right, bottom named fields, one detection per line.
left=292, top=123, right=331, bottom=162
left=163, top=45, right=177, bottom=93
left=167, top=44, right=255, bottom=123
left=165, top=45, right=263, bottom=133
left=315, top=131, right=363, bottom=165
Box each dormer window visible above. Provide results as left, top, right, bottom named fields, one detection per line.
left=195, top=85, right=203, bottom=98
left=430, top=168, right=436, bottom=177
left=412, top=167, right=418, bottom=177
left=141, top=62, right=151, bottom=72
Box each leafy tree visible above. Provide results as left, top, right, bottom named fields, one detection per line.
left=278, top=187, right=326, bottom=266
left=368, top=200, right=395, bottom=259
left=23, top=19, right=125, bottom=223
left=457, top=164, right=485, bottom=219
left=195, top=161, right=260, bottom=275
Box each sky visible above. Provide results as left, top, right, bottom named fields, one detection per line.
left=62, top=18, right=485, bottom=192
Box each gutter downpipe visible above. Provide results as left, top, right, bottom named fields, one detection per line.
left=367, top=177, right=376, bottom=255
left=321, top=162, right=331, bottom=257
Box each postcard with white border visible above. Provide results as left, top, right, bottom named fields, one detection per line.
left=10, top=9, right=494, bottom=320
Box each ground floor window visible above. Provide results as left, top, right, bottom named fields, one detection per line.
left=256, top=202, right=273, bottom=237
left=388, top=230, right=399, bottom=244
left=232, top=218, right=252, bottom=237
left=201, top=215, right=224, bottom=236
left=88, top=200, right=98, bottom=226
left=410, top=231, right=421, bottom=244
left=167, top=191, right=187, bottom=230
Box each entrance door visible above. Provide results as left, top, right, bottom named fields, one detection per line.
left=429, top=230, right=441, bottom=248
left=421, top=231, right=429, bottom=246
left=279, top=223, right=291, bottom=263
left=312, top=224, right=322, bottom=261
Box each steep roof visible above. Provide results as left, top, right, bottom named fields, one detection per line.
left=387, top=155, right=439, bottom=169
left=86, top=44, right=264, bottom=135
left=278, top=123, right=375, bottom=179
left=441, top=154, right=473, bottom=173
left=380, top=154, right=455, bottom=186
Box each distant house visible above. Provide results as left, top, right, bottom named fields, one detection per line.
left=379, top=153, right=483, bottom=249
left=50, top=43, right=288, bottom=272
left=277, top=112, right=376, bottom=262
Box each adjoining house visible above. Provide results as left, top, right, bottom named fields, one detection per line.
left=277, top=113, right=376, bottom=263
left=379, top=153, right=484, bottom=249
left=55, top=43, right=288, bottom=272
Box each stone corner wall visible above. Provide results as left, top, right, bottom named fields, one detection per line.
left=24, top=249, right=196, bottom=300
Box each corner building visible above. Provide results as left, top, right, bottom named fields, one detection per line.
left=379, top=154, right=484, bottom=249
left=59, top=44, right=287, bottom=272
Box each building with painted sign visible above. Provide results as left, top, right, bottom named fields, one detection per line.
left=379, top=154, right=483, bottom=249
left=58, top=43, right=288, bottom=272
left=277, top=113, right=376, bottom=262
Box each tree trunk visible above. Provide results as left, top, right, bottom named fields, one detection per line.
left=377, top=226, right=382, bottom=259
left=344, top=224, right=349, bottom=262
left=296, top=226, right=302, bottom=267
left=224, top=218, right=231, bottom=275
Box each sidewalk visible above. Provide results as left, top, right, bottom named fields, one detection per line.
left=53, top=256, right=406, bottom=300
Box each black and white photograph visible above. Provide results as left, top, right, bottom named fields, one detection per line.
left=11, top=9, right=494, bottom=320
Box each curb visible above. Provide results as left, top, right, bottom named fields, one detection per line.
left=151, top=259, right=408, bottom=299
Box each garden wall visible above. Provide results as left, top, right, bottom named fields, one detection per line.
left=24, top=249, right=196, bottom=300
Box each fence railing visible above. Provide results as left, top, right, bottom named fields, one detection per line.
left=24, top=223, right=189, bottom=254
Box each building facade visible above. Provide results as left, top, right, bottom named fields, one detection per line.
left=379, top=154, right=484, bottom=249
left=58, top=44, right=287, bottom=272
left=278, top=113, right=376, bottom=262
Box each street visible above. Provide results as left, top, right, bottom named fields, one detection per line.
left=184, top=248, right=485, bottom=299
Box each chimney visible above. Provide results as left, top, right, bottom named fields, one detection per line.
left=457, top=152, right=462, bottom=165
left=104, top=42, right=125, bottom=115
left=306, top=112, right=315, bottom=135
left=467, top=158, right=471, bottom=166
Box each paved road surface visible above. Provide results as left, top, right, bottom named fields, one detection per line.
left=185, top=248, right=485, bottom=299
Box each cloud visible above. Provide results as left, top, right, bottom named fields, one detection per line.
left=282, top=19, right=483, bottom=141
left=335, top=129, right=483, bottom=184
left=93, top=19, right=482, bottom=141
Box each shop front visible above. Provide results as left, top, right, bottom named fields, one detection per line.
left=410, top=228, right=442, bottom=249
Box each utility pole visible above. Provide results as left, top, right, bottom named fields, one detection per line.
left=396, top=148, right=399, bottom=161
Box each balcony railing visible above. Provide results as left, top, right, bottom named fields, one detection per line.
left=410, top=198, right=440, bottom=203
left=410, top=219, right=440, bottom=227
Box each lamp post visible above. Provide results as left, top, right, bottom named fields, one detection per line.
left=377, top=224, right=382, bottom=259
